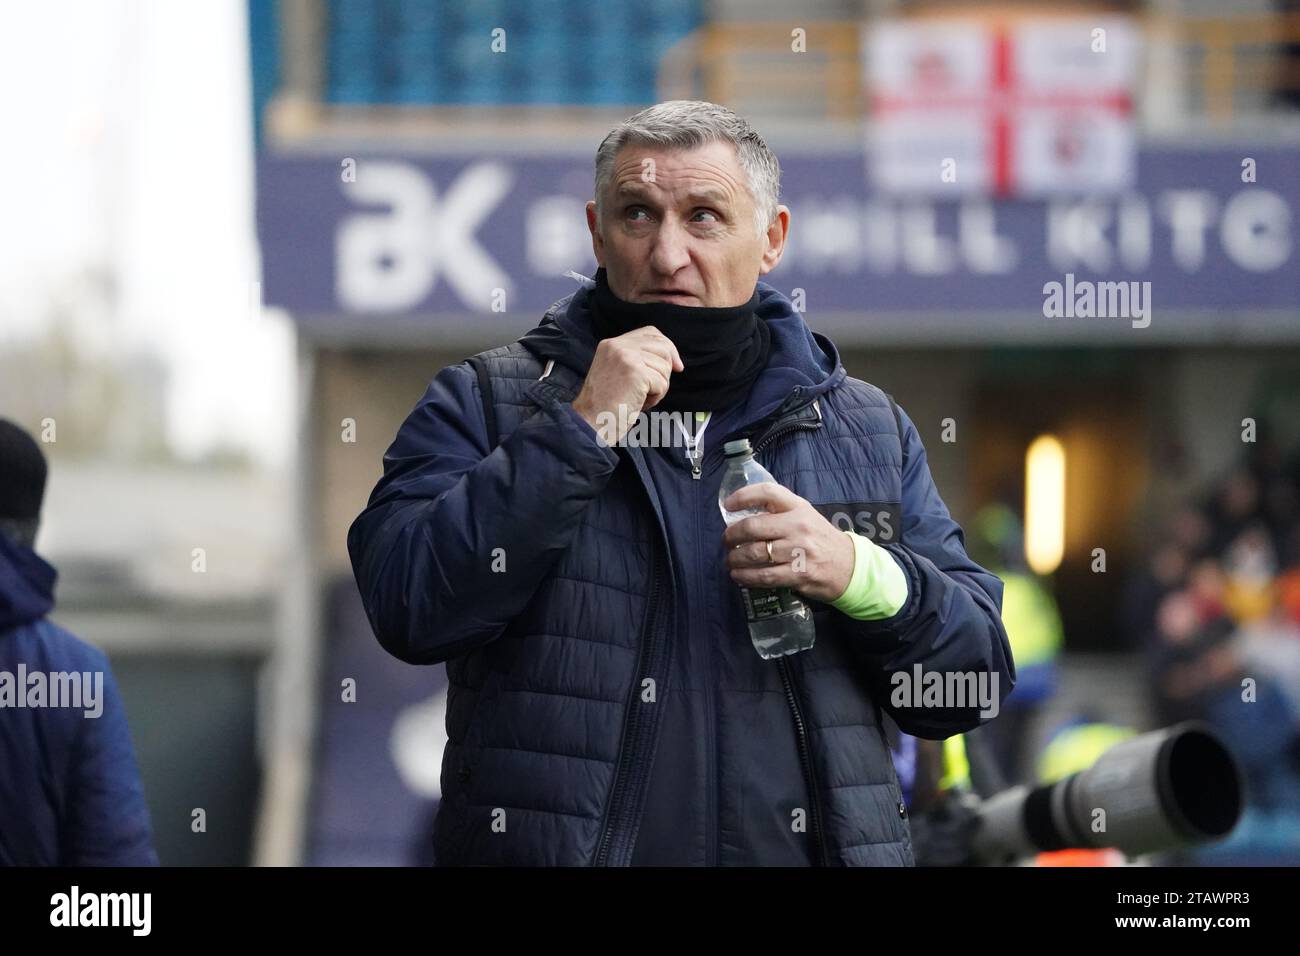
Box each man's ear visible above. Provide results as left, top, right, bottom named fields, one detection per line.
left=759, top=205, right=790, bottom=276
left=586, top=200, right=605, bottom=267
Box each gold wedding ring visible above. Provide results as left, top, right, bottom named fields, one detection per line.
left=765, top=539, right=776, bottom=564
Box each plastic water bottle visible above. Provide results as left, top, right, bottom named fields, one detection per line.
left=718, top=438, right=816, bottom=660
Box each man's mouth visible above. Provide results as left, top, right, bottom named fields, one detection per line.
left=642, top=290, right=698, bottom=303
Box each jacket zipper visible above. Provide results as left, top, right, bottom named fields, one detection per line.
left=593, top=514, right=669, bottom=866
left=777, top=660, right=830, bottom=866
left=754, top=399, right=831, bottom=867
left=679, top=411, right=712, bottom=480
left=750, top=403, right=822, bottom=458
left=542, top=366, right=677, bottom=867
left=689, top=408, right=718, bottom=861
left=594, top=397, right=825, bottom=866
left=695, top=456, right=719, bottom=864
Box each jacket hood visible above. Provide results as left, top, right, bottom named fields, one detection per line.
left=0, top=530, right=56, bottom=633
left=519, top=272, right=845, bottom=425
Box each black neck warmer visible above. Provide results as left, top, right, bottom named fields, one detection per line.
left=588, top=267, right=771, bottom=412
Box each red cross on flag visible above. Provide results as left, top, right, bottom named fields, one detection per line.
left=866, top=17, right=1140, bottom=197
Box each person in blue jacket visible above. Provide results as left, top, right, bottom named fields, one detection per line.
left=0, top=419, right=158, bottom=866
left=349, top=101, right=1014, bottom=866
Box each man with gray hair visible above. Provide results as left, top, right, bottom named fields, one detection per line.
left=350, top=100, right=1013, bottom=866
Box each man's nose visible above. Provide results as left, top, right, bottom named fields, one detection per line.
left=649, top=220, right=691, bottom=276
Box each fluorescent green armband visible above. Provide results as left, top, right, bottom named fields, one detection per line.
left=828, top=530, right=908, bottom=621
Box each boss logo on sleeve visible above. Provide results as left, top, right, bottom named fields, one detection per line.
left=810, top=502, right=902, bottom=543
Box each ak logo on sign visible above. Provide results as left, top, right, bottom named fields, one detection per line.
left=336, top=161, right=514, bottom=312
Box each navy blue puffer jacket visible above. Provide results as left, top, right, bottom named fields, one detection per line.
left=0, top=532, right=158, bottom=866
left=348, top=277, right=1013, bottom=866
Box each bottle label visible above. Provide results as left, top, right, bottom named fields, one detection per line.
left=741, top=586, right=806, bottom=621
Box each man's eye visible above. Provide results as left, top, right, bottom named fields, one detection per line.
left=626, top=207, right=651, bottom=221
left=692, top=210, right=720, bottom=222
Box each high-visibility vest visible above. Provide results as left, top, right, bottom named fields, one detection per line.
left=998, top=572, right=1064, bottom=669
left=938, top=734, right=970, bottom=792
left=1036, top=722, right=1136, bottom=785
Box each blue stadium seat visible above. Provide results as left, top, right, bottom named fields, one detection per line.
left=323, top=0, right=701, bottom=106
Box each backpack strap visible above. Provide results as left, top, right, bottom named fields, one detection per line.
left=885, top=391, right=909, bottom=538
left=464, top=354, right=499, bottom=449
left=885, top=391, right=910, bottom=479
left=464, top=347, right=555, bottom=451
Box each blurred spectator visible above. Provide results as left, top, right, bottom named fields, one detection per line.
left=1238, top=602, right=1300, bottom=733
left=1221, top=524, right=1279, bottom=624
left=1204, top=467, right=1263, bottom=557
left=1169, top=505, right=1213, bottom=558
left=1149, top=589, right=1300, bottom=801
left=1147, top=590, right=1237, bottom=728
left=968, top=503, right=1063, bottom=784
left=1185, top=556, right=1228, bottom=623
left=1128, top=429, right=1300, bottom=862
left=1118, top=540, right=1190, bottom=648
left=1278, top=566, right=1300, bottom=628
left=0, top=419, right=158, bottom=866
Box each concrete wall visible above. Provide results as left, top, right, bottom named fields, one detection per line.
left=314, top=348, right=465, bottom=577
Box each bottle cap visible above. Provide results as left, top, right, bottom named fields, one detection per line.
left=723, top=438, right=752, bottom=457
